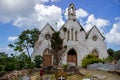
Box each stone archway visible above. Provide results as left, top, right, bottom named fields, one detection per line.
left=67, top=49, right=77, bottom=66
left=43, top=48, right=52, bottom=66
left=92, top=49, right=99, bottom=58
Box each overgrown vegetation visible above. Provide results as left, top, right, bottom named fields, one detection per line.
left=0, top=52, right=34, bottom=72
left=34, top=55, right=43, bottom=68
left=63, top=27, right=67, bottom=32
left=81, top=54, right=103, bottom=68
left=62, top=64, right=68, bottom=72
left=105, top=48, right=120, bottom=62
left=82, top=48, right=120, bottom=68
left=50, top=31, right=63, bottom=66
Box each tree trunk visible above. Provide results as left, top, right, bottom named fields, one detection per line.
left=26, top=47, right=31, bottom=60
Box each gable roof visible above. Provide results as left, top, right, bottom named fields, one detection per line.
left=58, top=19, right=86, bottom=33
left=40, top=23, right=55, bottom=33
left=86, top=25, right=105, bottom=39
left=76, top=20, right=86, bottom=32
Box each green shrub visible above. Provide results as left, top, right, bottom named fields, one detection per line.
left=104, top=56, right=114, bottom=62
left=25, top=62, right=34, bottom=69
left=34, top=55, right=43, bottom=68
left=62, top=64, right=68, bottom=71
left=81, top=54, right=103, bottom=68
left=5, top=62, right=15, bottom=71
left=0, top=65, right=4, bottom=71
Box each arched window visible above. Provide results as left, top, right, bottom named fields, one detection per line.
left=43, top=48, right=50, bottom=55
left=67, top=31, right=70, bottom=40
left=75, top=31, right=77, bottom=41
left=92, top=49, right=99, bottom=57
left=71, top=28, right=73, bottom=40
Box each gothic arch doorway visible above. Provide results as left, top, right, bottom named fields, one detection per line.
left=67, top=49, right=77, bottom=66
left=43, top=48, right=52, bottom=66
left=92, top=49, right=99, bottom=58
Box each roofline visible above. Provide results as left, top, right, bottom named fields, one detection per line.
left=86, top=25, right=105, bottom=39
left=40, top=23, right=55, bottom=32
left=58, top=19, right=86, bottom=33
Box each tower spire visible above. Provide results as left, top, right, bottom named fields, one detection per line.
left=68, top=3, right=76, bottom=20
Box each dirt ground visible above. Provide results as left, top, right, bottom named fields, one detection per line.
left=30, top=68, right=120, bottom=80
left=79, top=68, right=120, bottom=80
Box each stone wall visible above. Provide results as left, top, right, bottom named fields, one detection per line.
left=87, top=60, right=120, bottom=71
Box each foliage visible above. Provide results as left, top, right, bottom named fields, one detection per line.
left=63, top=45, right=67, bottom=49
left=0, top=52, right=8, bottom=65
left=63, top=27, right=67, bottom=32
left=81, top=54, right=103, bottom=68
left=8, top=28, right=40, bottom=58
left=16, top=52, right=34, bottom=69
left=0, top=65, right=4, bottom=71
left=5, top=62, right=16, bottom=71
left=104, top=56, right=114, bottom=62
left=0, top=52, right=34, bottom=72
left=113, top=50, right=120, bottom=61
left=0, top=52, right=8, bottom=57
left=107, top=48, right=114, bottom=57
left=62, top=64, right=68, bottom=72
left=105, top=49, right=120, bottom=62
left=51, top=31, right=63, bottom=51
left=50, top=31, right=63, bottom=66
left=34, top=55, right=43, bottom=68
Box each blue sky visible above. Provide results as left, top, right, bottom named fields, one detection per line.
left=0, top=0, right=120, bottom=54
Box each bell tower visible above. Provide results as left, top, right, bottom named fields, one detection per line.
left=68, top=3, right=76, bottom=20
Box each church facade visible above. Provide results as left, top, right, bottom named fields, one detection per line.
left=31, top=3, right=108, bottom=66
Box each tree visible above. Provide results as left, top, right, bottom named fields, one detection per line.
left=0, top=52, right=8, bottom=71
left=5, top=62, right=16, bottom=71
left=107, top=48, right=114, bottom=57
left=8, top=28, right=40, bottom=59
left=14, top=52, right=34, bottom=69
left=0, top=52, right=8, bottom=65
left=105, top=49, right=120, bottom=62
left=34, top=55, right=43, bottom=68
left=113, top=50, right=120, bottom=61
left=51, top=31, right=63, bottom=66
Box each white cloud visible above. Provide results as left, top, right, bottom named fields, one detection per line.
left=0, top=0, right=65, bottom=30
left=64, top=8, right=88, bottom=19
left=0, top=0, right=61, bottom=24
left=8, top=36, right=18, bottom=42
left=115, top=17, right=120, bottom=21
left=0, top=47, right=13, bottom=55
left=13, top=4, right=65, bottom=30
left=34, top=0, right=49, bottom=4
left=84, top=14, right=110, bottom=32
left=0, top=0, right=111, bottom=33
left=0, top=0, right=35, bottom=23
left=106, top=19, right=120, bottom=45
left=76, top=8, right=89, bottom=18
left=34, top=0, right=59, bottom=3
left=51, top=0, right=59, bottom=2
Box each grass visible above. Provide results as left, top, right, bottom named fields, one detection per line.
left=30, top=72, right=90, bottom=80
